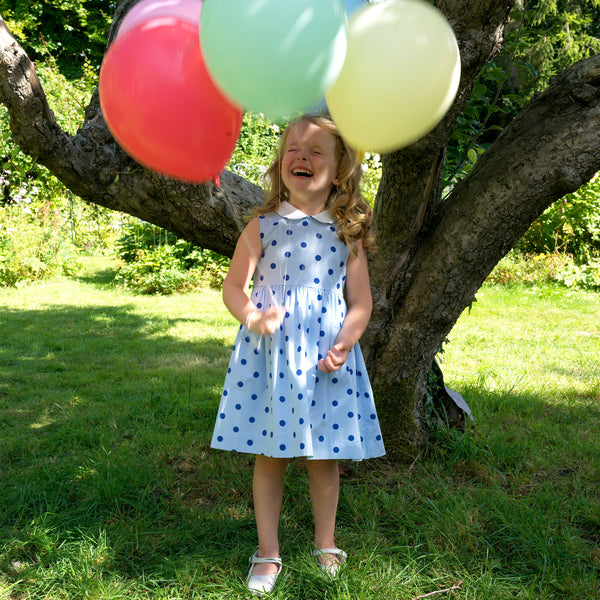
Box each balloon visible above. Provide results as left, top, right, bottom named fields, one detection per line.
left=200, top=0, right=347, bottom=121
left=326, top=0, right=461, bottom=153
left=116, top=0, right=202, bottom=38
left=343, top=0, right=366, bottom=17
left=99, top=18, right=243, bottom=183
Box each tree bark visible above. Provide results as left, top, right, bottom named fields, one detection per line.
left=1, top=4, right=599, bottom=461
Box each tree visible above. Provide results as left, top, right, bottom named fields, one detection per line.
left=1, top=0, right=599, bottom=461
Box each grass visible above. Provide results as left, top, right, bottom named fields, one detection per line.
left=1, top=257, right=599, bottom=599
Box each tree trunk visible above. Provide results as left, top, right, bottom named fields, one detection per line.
left=1, top=4, right=599, bottom=461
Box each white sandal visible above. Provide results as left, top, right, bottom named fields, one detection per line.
left=313, top=547, right=347, bottom=576
left=246, top=551, right=283, bottom=595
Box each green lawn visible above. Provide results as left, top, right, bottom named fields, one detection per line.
left=1, top=257, right=599, bottom=599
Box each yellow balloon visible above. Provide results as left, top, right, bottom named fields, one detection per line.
left=326, top=0, right=461, bottom=153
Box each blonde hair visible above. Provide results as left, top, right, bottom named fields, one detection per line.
left=258, top=114, right=376, bottom=255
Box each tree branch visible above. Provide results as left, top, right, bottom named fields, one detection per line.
left=0, top=13, right=262, bottom=257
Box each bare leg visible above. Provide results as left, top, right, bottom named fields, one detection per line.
left=251, top=455, right=289, bottom=576
left=306, top=459, right=340, bottom=565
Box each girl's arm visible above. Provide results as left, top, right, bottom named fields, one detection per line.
left=318, top=240, right=373, bottom=373
left=222, top=217, right=284, bottom=336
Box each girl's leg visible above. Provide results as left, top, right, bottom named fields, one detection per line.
left=305, top=459, right=340, bottom=563
left=251, top=455, right=289, bottom=576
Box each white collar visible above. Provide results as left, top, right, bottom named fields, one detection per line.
left=277, top=201, right=335, bottom=224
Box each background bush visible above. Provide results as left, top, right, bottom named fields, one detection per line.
left=114, top=220, right=229, bottom=294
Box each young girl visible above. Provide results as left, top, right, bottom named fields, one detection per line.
left=211, top=114, right=385, bottom=594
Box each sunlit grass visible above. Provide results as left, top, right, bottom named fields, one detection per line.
left=1, top=259, right=599, bottom=599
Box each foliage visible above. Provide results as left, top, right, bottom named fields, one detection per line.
left=444, top=0, right=600, bottom=190
left=0, top=0, right=113, bottom=78
left=487, top=249, right=600, bottom=291
left=227, top=113, right=281, bottom=186
left=0, top=59, right=122, bottom=287
left=518, top=173, right=600, bottom=262
left=0, top=202, right=81, bottom=287
left=115, top=220, right=230, bottom=294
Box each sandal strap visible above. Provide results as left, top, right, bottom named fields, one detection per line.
left=313, top=547, right=347, bottom=558
left=249, top=551, right=283, bottom=566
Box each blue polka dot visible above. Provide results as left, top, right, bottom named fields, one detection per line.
left=279, top=395, right=286, bottom=402
left=348, top=411, right=354, bottom=418
left=316, top=255, right=322, bottom=261
left=217, top=435, right=223, bottom=442
left=249, top=417, right=256, bottom=423
left=219, top=413, right=225, bottom=419
left=333, top=423, right=339, bottom=430
left=279, top=420, right=286, bottom=427
left=348, top=435, right=355, bottom=441
left=333, top=447, right=340, bottom=453
left=296, top=369, right=302, bottom=375
left=235, top=404, right=241, bottom=410
left=280, top=444, right=287, bottom=450
left=318, top=435, right=325, bottom=442
left=299, top=264, right=305, bottom=270
left=233, top=426, right=239, bottom=432
left=285, top=251, right=291, bottom=258
left=330, top=246, right=337, bottom=252
left=301, top=242, right=307, bottom=248
left=247, top=440, right=254, bottom=446
left=270, top=263, right=276, bottom=269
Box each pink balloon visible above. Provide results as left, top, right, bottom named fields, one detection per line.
left=99, top=18, right=243, bottom=183
left=117, top=0, right=202, bottom=39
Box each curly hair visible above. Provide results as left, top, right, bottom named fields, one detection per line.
left=257, top=114, right=376, bottom=255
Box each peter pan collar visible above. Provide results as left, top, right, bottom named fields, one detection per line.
left=277, top=200, right=335, bottom=224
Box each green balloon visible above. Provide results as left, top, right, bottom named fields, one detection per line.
left=200, top=0, right=347, bottom=121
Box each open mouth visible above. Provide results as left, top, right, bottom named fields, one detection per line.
left=292, top=168, right=313, bottom=178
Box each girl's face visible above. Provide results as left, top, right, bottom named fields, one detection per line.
left=281, top=121, right=340, bottom=208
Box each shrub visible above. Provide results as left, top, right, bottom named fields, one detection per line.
left=518, top=173, right=600, bottom=264
left=0, top=207, right=81, bottom=287
left=486, top=250, right=600, bottom=292
left=114, top=221, right=230, bottom=294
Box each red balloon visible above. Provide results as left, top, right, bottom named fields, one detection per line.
left=99, top=18, right=243, bottom=183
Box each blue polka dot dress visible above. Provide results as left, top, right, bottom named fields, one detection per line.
left=211, top=201, right=385, bottom=461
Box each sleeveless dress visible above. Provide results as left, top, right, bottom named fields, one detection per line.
left=211, top=201, right=385, bottom=461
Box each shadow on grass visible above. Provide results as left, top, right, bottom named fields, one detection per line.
left=0, top=298, right=265, bottom=584
left=1, top=300, right=600, bottom=598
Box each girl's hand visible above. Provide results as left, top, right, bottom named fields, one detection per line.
left=318, top=342, right=350, bottom=374
left=247, top=307, right=285, bottom=335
